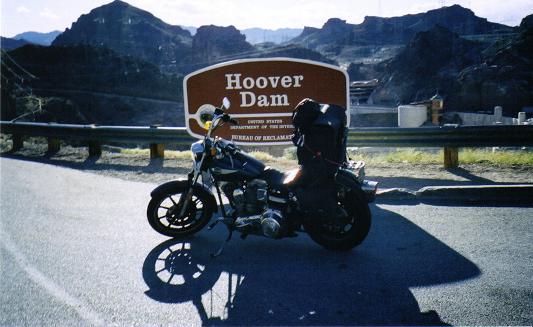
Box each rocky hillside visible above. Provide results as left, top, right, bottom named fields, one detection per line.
left=3, top=45, right=184, bottom=125
left=453, top=15, right=533, bottom=115
left=52, top=0, right=192, bottom=69
left=371, top=26, right=483, bottom=107
left=292, top=5, right=513, bottom=49
left=253, top=44, right=336, bottom=64
left=370, top=16, right=533, bottom=114
left=50, top=0, right=329, bottom=74
left=181, top=25, right=255, bottom=71
left=9, top=45, right=182, bottom=101
left=290, top=5, right=514, bottom=66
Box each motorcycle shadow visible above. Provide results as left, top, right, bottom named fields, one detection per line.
left=142, top=205, right=480, bottom=325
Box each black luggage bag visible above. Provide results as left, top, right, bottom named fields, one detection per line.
left=292, top=98, right=348, bottom=180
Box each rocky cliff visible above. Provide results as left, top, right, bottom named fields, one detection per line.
left=453, top=16, right=533, bottom=114
left=292, top=5, right=514, bottom=49
left=52, top=0, right=192, bottom=69
left=370, top=26, right=483, bottom=107
left=371, top=19, right=532, bottom=114
left=190, top=25, right=254, bottom=64
left=4, top=44, right=184, bottom=125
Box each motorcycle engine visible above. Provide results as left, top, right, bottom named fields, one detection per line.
left=225, top=179, right=268, bottom=215
left=222, top=179, right=285, bottom=238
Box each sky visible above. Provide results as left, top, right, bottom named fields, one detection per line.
left=1, top=0, right=532, bottom=37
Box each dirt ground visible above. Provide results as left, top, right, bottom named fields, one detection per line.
left=1, top=140, right=531, bottom=191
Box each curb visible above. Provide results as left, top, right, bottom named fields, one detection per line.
left=376, top=184, right=533, bottom=205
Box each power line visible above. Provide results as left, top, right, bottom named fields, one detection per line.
left=0, top=50, right=37, bottom=79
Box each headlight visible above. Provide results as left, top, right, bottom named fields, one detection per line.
left=190, top=141, right=204, bottom=162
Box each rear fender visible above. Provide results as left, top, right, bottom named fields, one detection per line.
left=335, top=170, right=378, bottom=203
left=150, top=179, right=218, bottom=212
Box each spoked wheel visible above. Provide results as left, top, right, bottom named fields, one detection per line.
left=147, top=188, right=215, bottom=238
left=304, top=189, right=371, bottom=251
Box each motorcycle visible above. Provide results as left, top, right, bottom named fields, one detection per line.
left=147, top=97, right=378, bottom=256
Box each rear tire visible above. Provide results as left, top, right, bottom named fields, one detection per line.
left=304, top=190, right=371, bottom=251
left=147, top=186, right=215, bottom=238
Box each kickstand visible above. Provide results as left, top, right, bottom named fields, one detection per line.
left=207, top=217, right=225, bottom=230
left=211, top=228, right=233, bottom=258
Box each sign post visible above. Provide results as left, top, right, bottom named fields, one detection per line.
left=183, top=58, right=349, bottom=145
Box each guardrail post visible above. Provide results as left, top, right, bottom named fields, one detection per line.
left=444, top=147, right=459, bottom=168
left=47, top=138, right=60, bottom=153
left=11, top=134, right=23, bottom=152
left=149, top=125, right=164, bottom=159
left=88, top=141, right=102, bottom=157
left=150, top=143, right=165, bottom=159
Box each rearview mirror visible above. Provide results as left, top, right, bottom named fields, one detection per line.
left=222, top=97, right=230, bottom=110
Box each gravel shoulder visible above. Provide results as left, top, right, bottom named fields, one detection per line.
left=1, top=141, right=532, bottom=191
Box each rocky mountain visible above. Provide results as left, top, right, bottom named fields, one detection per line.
left=370, top=25, right=483, bottom=107
left=52, top=0, right=192, bottom=69
left=293, top=5, right=513, bottom=47
left=291, top=5, right=514, bottom=64
left=191, top=25, right=254, bottom=63
left=1, top=37, right=32, bottom=50
left=9, top=44, right=181, bottom=101
left=179, top=26, right=303, bottom=44
left=49, top=1, right=319, bottom=73
left=253, top=44, right=336, bottom=64
left=370, top=18, right=533, bottom=115
left=177, top=25, right=332, bottom=73
left=453, top=15, right=533, bottom=115
left=14, top=31, right=61, bottom=46
left=4, top=0, right=531, bottom=124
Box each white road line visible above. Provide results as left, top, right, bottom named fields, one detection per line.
left=0, top=228, right=105, bottom=326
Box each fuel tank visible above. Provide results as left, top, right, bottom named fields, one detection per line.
left=211, top=149, right=265, bottom=182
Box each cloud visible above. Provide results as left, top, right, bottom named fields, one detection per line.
left=16, top=6, right=31, bottom=14
left=39, top=7, right=59, bottom=19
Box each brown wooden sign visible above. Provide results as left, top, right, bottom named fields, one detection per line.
left=183, top=58, right=349, bottom=145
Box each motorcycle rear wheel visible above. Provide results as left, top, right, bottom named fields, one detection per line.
left=147, top=188, right=215, bottom=238
left=304, top=190, right=371, bottom=251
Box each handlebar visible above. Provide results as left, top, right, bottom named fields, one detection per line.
left=221, top=113, right=238, bottom=125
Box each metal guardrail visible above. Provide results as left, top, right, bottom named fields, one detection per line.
left=1, top=121, right=532, bottom=167
left=0, top=122, right=196, bottom=145
left=346, top=125, right=533, bottom=147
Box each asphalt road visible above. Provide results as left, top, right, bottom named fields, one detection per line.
left=1, top=157, right=532, bottom=326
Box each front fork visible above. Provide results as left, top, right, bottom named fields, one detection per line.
left=177, top=154, right=207, bottom=218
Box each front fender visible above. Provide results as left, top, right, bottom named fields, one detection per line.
left=335, top=170, right=378, bottom=203
left=150, top=179, right=218, bottom=212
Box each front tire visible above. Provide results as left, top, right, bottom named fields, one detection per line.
left=147, top=185, right=215, bottom=238
left=304, top=189, right=371, bottom=251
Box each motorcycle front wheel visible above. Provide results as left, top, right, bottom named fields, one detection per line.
left=304, top=189, right=371, bottom=251
left=147, top=186, right=215, bottom=238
